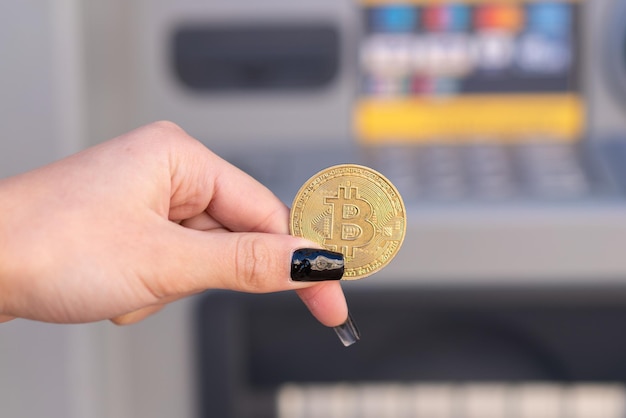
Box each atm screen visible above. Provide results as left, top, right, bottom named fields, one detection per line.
left=355, top=0, right=585, bottom=144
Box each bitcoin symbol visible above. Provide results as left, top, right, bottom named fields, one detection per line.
left=324, top=185, right=375, bottom=258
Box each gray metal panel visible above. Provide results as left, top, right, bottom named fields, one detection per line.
left=127, top=0, right=358, bottom=151
left=379, top=206, right=626, bottom=285
left=0, top=1, right=63, bottom=177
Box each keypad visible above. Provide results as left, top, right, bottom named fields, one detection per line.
left=365, top=141, right=603, bottom=203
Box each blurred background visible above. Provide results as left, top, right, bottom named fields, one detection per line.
left=4, top=0, right=626, bottom=417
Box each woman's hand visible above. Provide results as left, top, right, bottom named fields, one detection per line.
left=0, top=121, right=348, bottom=328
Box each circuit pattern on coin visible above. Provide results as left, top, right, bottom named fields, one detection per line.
left=290, top=164, right=406, bottom=280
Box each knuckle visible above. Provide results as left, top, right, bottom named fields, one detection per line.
left=146, top=120, right=190, bottom=147
left=150, top=120, right=184, bottom=135
left=233, top=235, right=273, bottom=292
left=149, top=120, right=205, bottom=152
left=122, top=120, right=189, bottom=156
left=136, top=120, right=206, bottom=161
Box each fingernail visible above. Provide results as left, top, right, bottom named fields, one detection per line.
left=333, top=312, right=360, bottom=347
left=291, top=248, right=344, bottom=282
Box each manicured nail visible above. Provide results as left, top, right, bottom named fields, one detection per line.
left=333, top=312, right=360, bottom=347
left=291, top=248, right=344, bottom=282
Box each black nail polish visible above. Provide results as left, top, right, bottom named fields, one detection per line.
left=334, top=312, right=360, bottom=347
left=291, top=248, right=344, bottom=282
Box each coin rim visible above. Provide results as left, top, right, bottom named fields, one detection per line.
left=289, top=163, right=407, bottom=280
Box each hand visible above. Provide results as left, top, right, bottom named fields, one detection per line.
left=0, top=121, right=347, bottom=327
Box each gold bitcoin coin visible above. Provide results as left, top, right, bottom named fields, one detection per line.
left=289, top=164, right=406, bottom=280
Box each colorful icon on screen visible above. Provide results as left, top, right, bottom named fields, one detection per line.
left=370, top=6, right=418, bottom=33
left=527, top=3, right=571, bottom=38
left=475, top=4, right=524, bottom=32
left=423, top=4, right=471, bottom=32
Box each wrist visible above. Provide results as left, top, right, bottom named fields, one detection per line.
left=0, top=177, right=22, bottom=318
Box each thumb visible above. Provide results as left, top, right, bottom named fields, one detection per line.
left=150, top=224, right=345, bottom=296
left=145, top=224, right=350, bottom=329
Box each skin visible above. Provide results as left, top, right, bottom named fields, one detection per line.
left=0, top=121, right=348, bottom=327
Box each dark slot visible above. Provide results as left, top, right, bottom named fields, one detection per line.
left=172, top=23, right=339, bottom=91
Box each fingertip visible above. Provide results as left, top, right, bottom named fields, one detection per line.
left=110, top=305, right=165, bottom=325
left=296, top=281, right=348, bottom=327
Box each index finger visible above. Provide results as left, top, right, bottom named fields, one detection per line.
left=205, top=152, right=291, bottom=235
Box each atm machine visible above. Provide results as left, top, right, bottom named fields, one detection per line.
left=118, top=0, right=626, bottom=417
